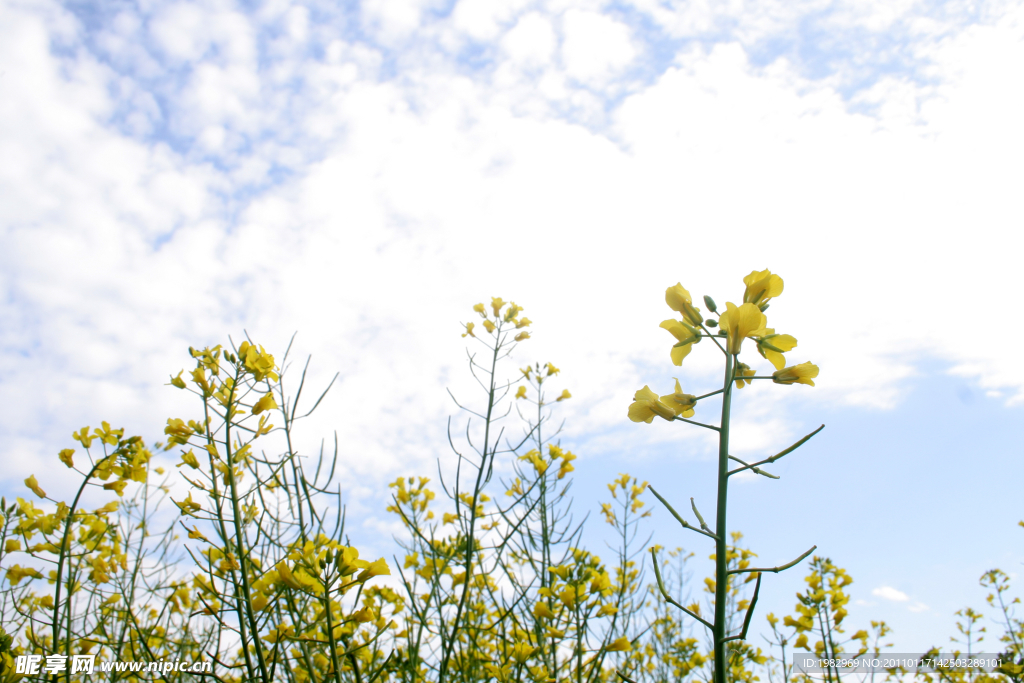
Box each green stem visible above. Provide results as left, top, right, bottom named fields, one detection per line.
left=438, top=324, right=502, bottom=682
left=323, top=576, right=345, bottom=683
left=223, top=370, right=269, bottom=682
left=52, top=456, right=107, bottom=683
left=713, top=353, right=735, bottom=683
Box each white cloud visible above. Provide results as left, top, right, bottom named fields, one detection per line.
left=873, top=586, right=910, bottom=602
left=2, top=0, right=1024, bottom=616
left=361, top=0, right=446, bottom=43
left=450, top=0, right=525, bottom=42
left=561, top=9, right=635, bottom=82
left=149, top=3, right=256, bottom=66
left=502, top=12, right=557, bottom=65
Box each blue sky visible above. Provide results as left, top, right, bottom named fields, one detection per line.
left=1, top=0, right=1022, bottom=660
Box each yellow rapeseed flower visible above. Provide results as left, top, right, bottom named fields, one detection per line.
left=514, top=331, right=530, bottom=342
left=473, top=303, right=486, bottom=317
left=491, top=297, right=505, bottom=317
left=5, top=565, right=44, bottom=585
left=772, top=362, right=819, bottom=386
left=533, top=602, right=555, bottom=619
left=58, top=449, right=74, bottom=468
left=515, top=386, right=527, bottom=399
left=557, top=585, right=581, bottom=608
left=519, top=450, right=549, bottom=475
left=659, top=319, right=701, bottom=365
left=511, top=642, right=536, bottom=664
left=462, top=322, right=475, bottom=338
left=734, top=363, right=755, bottom=389
left=548, top=565, right=572, bottom=581
left=660, top=378, right=696, bottom=418
left=627, top=386, right=677, bottom=423
left=179, top=450, right=200, bottom=469
left=356, top=557, right=390, bottom=582
left=606, top=636, right=633, bottom=652
left=24, top=476, right=46, bottom=499
left=252, top=393, right=277, bottom=415
left=756, top=329, right=798, bottom=370
left=483, top=319, right=496, bottom=333
left=238, top=341, right=279, bottom=382
left=336, top=546, right=370, bottom=576
left=72, top=426, right=95, bottom=448
left=276, top=561, right=305, bottom=590
left=174, top=493, right=202, bottom=516
left=555, top=389, right=571, bottom=402
left=95, top=501, right=118, bottom=514
left=103, top=480, right=128, bottom=497
left=665, top=283, right=703, bottom=325
left=743, top=269, right=784, bottom=307
left=718, top=302, right=768, bottom=355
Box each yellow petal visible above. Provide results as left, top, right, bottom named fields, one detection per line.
left=742, top=269, right=784, bottom=306
left=252, top=393, right=278, bottom=415
left=606, top=636, right=633, bottom=652
left=25, top=475, right=46, bottom=499
left=670, top=343, right=693, bottom=366
left=627, top=401, right=655, bottom=423
left=772, top=362, right=819, bottom=386
left=719, top=302, right=767, bottom=354
left=58, top=449, right=75, bottom=469
left=659, top=319, right=698, bottom=343
left=533, top=602, right=555, bottom=619
left=356, top=557, right=390, bottom=582
left=665, top=283, right=692, bottom=312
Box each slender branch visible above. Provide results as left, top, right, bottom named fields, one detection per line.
left=693, top=388, right=725, bottom=402
left=651, top=547, right=713, bottom=631
left=731, top=425, right=826, bottom=475
left=690, top=497, right=714, bottom=536
left=727, top=455, right=780, bottom=479
left=723, top=572, right=762, bottom=643
left=672, top=415, right=721, bottom=431
left=648, top=486, right=719, bottom=542
left=728, top=546, right=817, bottom=575
left=699, top=321, right=728, bottom=355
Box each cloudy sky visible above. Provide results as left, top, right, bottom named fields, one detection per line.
left=2, top=0, right=1022, bottom=658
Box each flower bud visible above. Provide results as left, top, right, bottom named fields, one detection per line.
left=703, top=295, right=718, bottom=313
left=705, top=319, right=718, bottom=328
left=759, top=302, right=770, bottom=312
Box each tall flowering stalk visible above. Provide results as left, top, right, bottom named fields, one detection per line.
left=624, top=270, right=822, bottom=683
